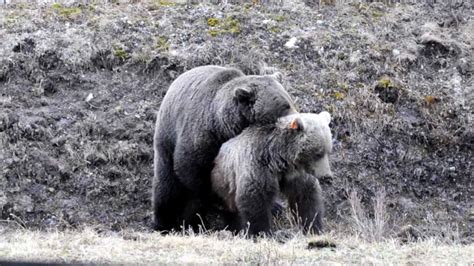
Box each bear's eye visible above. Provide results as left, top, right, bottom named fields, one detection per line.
left=313, top=153, right=324, bottom=160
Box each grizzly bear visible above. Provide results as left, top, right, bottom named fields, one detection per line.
left=211, top=112, right=333, bottom=236
left=153, top=65, right=297, bottom=231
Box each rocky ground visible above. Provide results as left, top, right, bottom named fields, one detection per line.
left=0, top=1, right=472, bottom=241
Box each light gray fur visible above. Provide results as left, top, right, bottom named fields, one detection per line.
left=211, top=112, right=333, bottom=236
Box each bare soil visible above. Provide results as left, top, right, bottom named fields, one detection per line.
left=0, top=1, right=472, bottom=241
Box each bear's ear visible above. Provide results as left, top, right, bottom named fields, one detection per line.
left=289, top=117, right=304, bottom=131
left=319, top=111, right=331, bottom=125
left=234, top=87, right=253, bottom=103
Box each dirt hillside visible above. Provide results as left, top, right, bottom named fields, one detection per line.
left=0, top=1, right=472, bottom=241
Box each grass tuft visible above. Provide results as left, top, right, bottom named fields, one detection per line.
left=349, top=189, right=389, bottom=242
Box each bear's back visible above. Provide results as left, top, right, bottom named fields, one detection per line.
left=159, top=65, right=243, bottom=115
left=211, top=127, right=265, bottom=202
left=155, top=65, right=244, bottom=138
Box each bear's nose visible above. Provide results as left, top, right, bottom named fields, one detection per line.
left=319, top=174, right=333, bottom=185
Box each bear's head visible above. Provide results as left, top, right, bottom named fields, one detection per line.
left=230, top=74, right=298, bottom=125
left=278, top=112, right=333, bottom=179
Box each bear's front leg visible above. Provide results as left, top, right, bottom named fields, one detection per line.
left=284, top=173, right=324, bottom=234
left=235, top=175, right=278, bottom=236
left=237, top=198, right=272, bottom=236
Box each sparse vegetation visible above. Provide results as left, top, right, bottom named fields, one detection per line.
left=207, top=17, right=219, bottom=27
left=113, top=45, right=130, bottom=60
left=155, top=36, right=170, bottom=51
left=349, top=189, right=390, bottom=242
left=0, top=227, right=472, bottom=264
left=207, top=15, right=241, bottom=36
left=0, top=0, right=472, bottom=263
left=51, top=3, right=82, bottom=20
left=377, top=76, right=392, bottom=89
left=147, top=0, right=179, bottom=11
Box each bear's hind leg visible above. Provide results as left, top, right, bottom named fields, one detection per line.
left=152, top=144, right=187, bottom=232
left=172, top=143, right=218, bottom=231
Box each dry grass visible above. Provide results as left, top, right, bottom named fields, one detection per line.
left=349, top=189, right=390, bottom=242
left=0, top=228, right=473, bottom=264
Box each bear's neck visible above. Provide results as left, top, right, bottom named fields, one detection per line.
left=255, top=126, right=300, bottom=173
left=211, top=100, right=249, bottom=142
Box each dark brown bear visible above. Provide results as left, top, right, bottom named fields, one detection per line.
left=153, top=65, right=297, bottom=231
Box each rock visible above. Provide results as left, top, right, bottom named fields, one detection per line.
left=85, top=93, right=94, bottom=102
left=307, top=239, right=337, bottom=249
left=85, top=151, right=108, bottom=166
left=397, top=225, right=421, bottom=243
left=284, top=37, right=298, bottom=49
left=466, top=209, right=474, bottom=222
left=456, top=57, right=473, bottom=76
left=392, top=49, right=400, bottom=57
left=14, top=194, right=34, bottom=213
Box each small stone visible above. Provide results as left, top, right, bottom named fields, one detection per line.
left=392, top=49, right=400, bottom=56
left=85, top=93, right=93, bottom=102
left=307, top=239, right=337, bottom=249
left=469, top=209, right=474, bottom=222
left=397, top=225, right=420, bottom=243
left=284, top=37, right=298, bottom=49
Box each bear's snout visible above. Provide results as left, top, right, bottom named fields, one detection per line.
left=312, top=155, right=332, bottom=179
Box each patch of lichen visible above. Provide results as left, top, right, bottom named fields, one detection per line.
left=371, top=9, right=384, bottom=19
left=4, top=13, right=19, bottom=27
left=269, top=26, right=281, bottom=34
left=243, top=3, right=253, bottom=12
left=207, top=18, right=219, bottom=27
left=353, top=2, right=369, bottom=12
left=208, top=30, right=219, bottom=37
left=377, top=77, right=392, bottom=89
left=333, top=91, right=346, bottom=100
left=273, top=14, right=286, bottom=22
left=352, top=2, right=385, bottom=20
left=156, top=36, right=170, bottom=51
left=148, top=0, right=177, bottom=11
left=113, top=46, right=130, bottom=61
left=225, top=16, right=241, bottom=34
left=331, top=82, right=349, bottom=101
left=338, top=82, right=350, bottom=92
left=207, top=16, right=241, bottom=37
left=51, top=3, right=82, bottom=20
